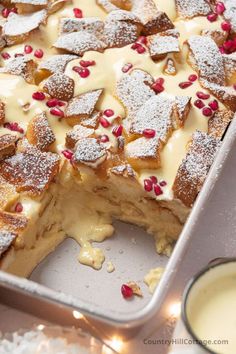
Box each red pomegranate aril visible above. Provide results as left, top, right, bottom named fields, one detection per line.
left=179, top=81, right=192, bottom=89
left=154, top=184, right=163, bottom=196
left=73, top=8, right=83, bottom=18
left=143, top=128, right=156, bottom=138
left=62, top=150, right=73, bottom=160
left=10, top=7, right=17, bottom=14
left=103, top=109, right=114, bottom=117
left=208, top=100, right=219, bottom=111
left=137, top=36, right=147, bottom=45
left=223, top=40, right=234, bottom=51
left=121, top=284, right=133, bottom=299
left=24, top=45, right=33, bottom=54
left=215, top=2, right=225, bottom=14
left=100, top=134, right=109, bottom=143
left=152, top=82, right=164, bottom=93
left=79, top=60, right=96, bottom=67
left=50, top=107, right=64, bottom=117
left=2, top=8, right=10, bottom=18
left=46, top=98, right=59, bottom=107
left=160, top=180, right=167, bottom=187
left=188, top=74, right=198, bottom=82
left=144, top=178, right=153, bottom=192
left=112, top=125, right=123, bottom=137
left=196, top=91, right=210, bottom=100
left=219, top=46, right=225, bottom=54
left=131, top=43, right=139, bottom=50
left=73, top=66, right=90, bottom=78
left=234, top=84, right=236, bottom=90
left=58, top=101, right=65, bottom=107
left=221, top=21, right=231, bottom=32
left=155, top=77, right=165, bottom=85
left=122, top=63, right=133, bottom=73
left=34, top=49, right=44, bottom=59
left=1, top=52, right=10, bottom=60
left=137, top=45, right=146, bottom=54
left=207, top=13, right=218, bottom=22
left=15, top=202, right=23, bottom=213
left=194, top=99, right=205, bottom=109
left=150, top=176, right=158, bottom=184
left=4, top=122, right=24, bottom=134
left=100, top=117, right=110, bottom=128
left=32, top=91, right=45, bottom=101
left=202, top=107, right=213, bottom=117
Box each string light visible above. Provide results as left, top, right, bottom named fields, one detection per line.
left=168, top=301, right=181, bottom=318
left=72, top=310, right=84, bottom=320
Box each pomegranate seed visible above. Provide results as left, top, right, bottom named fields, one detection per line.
left=202, top=107, right=213, bottom=117
left=179, top=81, right=192, bottom=89
left=207, top=13, right=218, bottom=22
left=2, top=8, right=10, bottom=18
left=233, top=84, right=236, bottom=90
left=188, top=74, right=198, bottom=82
left=103, top=109, right=114, bottom=117
left=73, top=8, right=83, bottom=18
left=219, top=46, right=225, bottom=54
left=62, top=150, right=73, bottom=160
left=221, top=21, right=231, bottom=32
left=150, top=176, right=158, bottom=184
left=50, top=107, right=64, bottom=117
left=79, top=60, right=96, bottom=67
left=121, top=284, right=133, bottom=299
left=46, top=98, right=59, bottom=107
left=144, top=179, right=153, bottom=192
left=15, top=202, right=23, bottom=213
left=122, top=63, right=133, bottom=73
left=131, top=43, right=139, bottom=50
left=99, top=134, right=109, bottom=143
left=137, top=45, right=146, bottom=54
left=1, top=52, right=10, bottom=60
left=159, top=180, right=167, bottom=187
left=154, top=184, right=163, bottom=196
left=73, top=66, right=90, bottom=78
left=24, top=45, right=33, bottom=54
left=32, top=91, right=45, bottom=101
left=112, top=125, right=123, bottom=137
left=34, top=49, right=44, bottom=59
left=223, top=40, right=234, bottom=51
left=194, top=99, right=205, bottom=109
left=57, top=101, right=65, bottom=106
left=137, top=36, right=147, bottom=45
left=152, top=82, right=164, bottom=93
left=10, top=7, right=17, bottom=14
left=100, top=117, right=110, bottom=128
left=208, top=100, right=219, bottom=111
left=4, top=122, right=24, bottom=134
left=196, top=91, right=210, bottom=100
left=143, top=128, right=156, bottom=138
left=155, top=77, right=165, bottom=85
left=215, top=2, right=225, bottom=14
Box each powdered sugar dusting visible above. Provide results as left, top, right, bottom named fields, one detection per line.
left=43, top=73, right=74, bottom=101
left=148, top=32, right=180, bottom=59
left=39, top=55, right=77, bottom=74
left=65, top=90, right=103, bottom=117
left=176, top=0, right=211, bottom=18
left=59, top=17, right=104, bottom=35
left=125, top=137, right=160, bottom=159
left=0, top=230, right=16, bottom=257
left=73, top=138, right=107, bottom=165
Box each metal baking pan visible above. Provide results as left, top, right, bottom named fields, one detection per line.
left=0, top=116, right=235, bottom=349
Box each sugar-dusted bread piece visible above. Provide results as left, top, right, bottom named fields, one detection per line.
left=0, top=210, right=28, bottom=234
left=0, top=230, right=17, bottom=257
left=102, top=10, right=142, bottom=48
left=48, top=0, right=68, bottom=14
left=0, top=57, right=37, bottom=84
left=223, top=0, right=236, bottom=34
left=147, top=29, right=180, bottom=61
left=0, top=146, right=60, bottom=195
left=80, top=111, right=101, bottom=129
left=163, top=58, right=177, bottom=75
left=175, top=0, right=211, bottom=19
left=26, top=112, right=55, bottom=151
left=38, top=54, right=77, bottom=75
left=0, top=134, right=18, bottom=161
left=173, top=131, right=221, bottom=207
left=132, top=0, right=174, bottom=35
left=0, top=176, right=19, bottom=211
left=3, top=10, right=47, bottom=45
left=59, top=17, right=104, bottom=36
left=65, top=89, right=103, bottom=126
left=54, top=31, right=106, bottom=56
left=125, top=137, right=161, bottom=170
left=174, top=96, right=191, bottom=128
left=11, top=0, right=48, bottom=14
left=222, top=53, right=236, bottom=83
left=116, top=69, right=155, bottom=118
left=66, top=125, right=95, bottom=149
left=43, top=72, right=74, bottom=101
left=72, top=137, right=107, bottom=169
left=201, top=29, right=227, bottom=46
left=96, top=0, right=120, bottom=12
left=187, top=35, right=226, bottom=86
left=0, top=101, right=5, bottom=126
left=208, top=109, right=234, bottom=139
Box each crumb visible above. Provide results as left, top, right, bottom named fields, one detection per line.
left=144, top=267, right=165, bottom=294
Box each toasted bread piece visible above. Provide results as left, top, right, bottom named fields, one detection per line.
left=147, top=29, right=180, bottom=61
left=43, top=72, right=74, bottom=101
left=108, top=163, right=136, bottom=178
left=163, top=58, right=177, bottom=75
left=223, top=0, right=236, bottom=34
left=0, top=36, right=6, bottom=51
left=173, top=131, right=221, bottom=207
left=0, top=101, right=5, bottom=126
left=132, top=0, right=174, bottom=35
left=222, top=53, right=236, bottom=83
left=208, top=109, right=234, bottom=139
left=102, top=10, right=142, bottom=48
left=26, top=112, right=55, bottom=151
left=59, top=17, right=104, bottom=36
left=0, top=175, right=19, bottom=211
left=174, top=96, right=191, bottom=128
left=187, top=36, right=226, bottom=86
left=11, top=0, right=48, bottom=14
left=54, top=31, right=106, bottom=56
left=48, top=0, right=68, bottom=14
left=3, top=10, right=47, bottom=45
left=73, top=137, right=107, bottom=169
left=175, top=0, right=211, bottom=19
left=65, top=89, right=103, bottom=126
left=0, top=230, right=17, bottom=257
left=96, top=0, right=120, bottom=12
left=125, top=137, right=161, bottom=170
left=0, top=146, right=60, bottom=195
left=38, top=54, right=77, bottom=75
left=201, top=29, right=227, bottom=46
left=0, top=210, right=28, bottom=233
left=0, top=134, right=18, bottom=161
left=116, top=69, right=155, bottom=118
left=81, top=111, right=101, bottom=129
left=0, top=57, right=37, bottom=84
left=66, top=125, right=95, bottom=149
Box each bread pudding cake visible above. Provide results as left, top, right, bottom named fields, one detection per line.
left=0, top=0, right=235, bottom=277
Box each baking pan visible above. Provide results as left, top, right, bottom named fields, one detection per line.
left=0, top=116, right=235, bottom=343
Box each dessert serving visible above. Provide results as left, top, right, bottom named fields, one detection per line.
left=0, top=0, right=235, bottom=277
